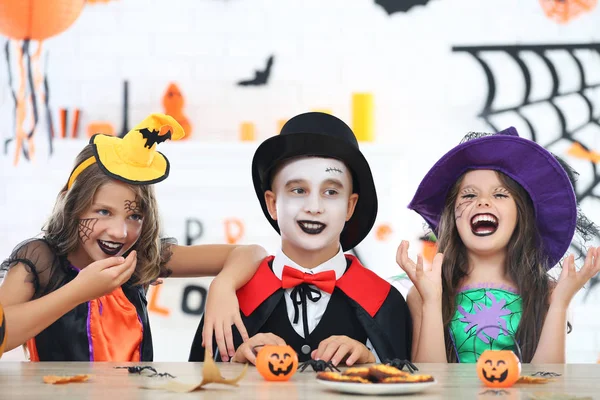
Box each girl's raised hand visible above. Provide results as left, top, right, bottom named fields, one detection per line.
left=396, top=240, right=443, bottom=303
left=552, top=247, right=600, bottom=309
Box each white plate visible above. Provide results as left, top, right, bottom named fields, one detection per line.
left=316, top=379, right=437, bottom=395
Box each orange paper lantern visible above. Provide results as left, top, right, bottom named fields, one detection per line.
left=0, top=0, right=85, bottom=41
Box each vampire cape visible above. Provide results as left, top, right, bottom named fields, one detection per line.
left=189, top=255, right=412, bottom=362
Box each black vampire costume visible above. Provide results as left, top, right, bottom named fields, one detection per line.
left=189, top=112, right=412, bottom=362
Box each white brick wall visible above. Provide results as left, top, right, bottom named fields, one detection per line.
left=0, top=0, right=599, bottom=362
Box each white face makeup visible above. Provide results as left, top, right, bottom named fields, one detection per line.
left=454, top=170, right=518, bottom=257
left=266, top=157, right=358, bottom=260
left=72, top=181, right=144, bottom=267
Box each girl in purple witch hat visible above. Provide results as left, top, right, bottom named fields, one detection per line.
left=399, top=128, right=600, bottom=363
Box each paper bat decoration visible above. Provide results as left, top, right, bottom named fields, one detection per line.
left=375, top=0, right=432, bottom=15
left=237, top=55, right=275, bottom=86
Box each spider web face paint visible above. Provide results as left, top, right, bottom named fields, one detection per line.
left=455, top=199, right=474, bottom=220
left=453, top=41, right=600, bottom=297
left=78, top=218, right=98, bottom=244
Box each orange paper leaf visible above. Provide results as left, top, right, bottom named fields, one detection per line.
left=43, top=374, right=91, bottom=384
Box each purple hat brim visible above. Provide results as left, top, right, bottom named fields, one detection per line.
left=407, top=130, right=577, bottom=269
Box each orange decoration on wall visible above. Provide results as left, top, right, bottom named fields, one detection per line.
left=422, top=240, right=437, bottom=264
left=148, top=284, right=170, bottom=317
left=163, top=83, right=191, bottom=139
left=224, top=218, right=245, bottom=244
left=0, top=0, right=85, bottom=41
left=240, top=122, right=255, bottom=141
left=0, top=0, right=85, bottom=165
left=87, top=122, right=115, bottom=137
left=568, top=142, right=600, bottom=163
left=374, top=224, right=393, bottom=241
left=539, top=0, right=597, bottom=23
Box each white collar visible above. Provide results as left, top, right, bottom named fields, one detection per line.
left=272, top=246, right=347, bottom=281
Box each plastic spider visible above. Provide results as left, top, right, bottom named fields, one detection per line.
left=532, top=371, right=562, bottom=377
left=384, top=358, right=419, bottom=373
left=114, top=366, right=175, bottom=378
left=298, top=359, right=340, bottom=372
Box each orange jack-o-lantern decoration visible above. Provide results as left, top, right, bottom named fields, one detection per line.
left=162, top=83, right=192, bottom=139
left=256, top=345, right=298, bottom=381
left=0, top=0, right=86, bottom=41
left=475, top=325, right=522, bottom=388
left=476, top=350, right=521, bottom=388
left=0, top=301, right=7, bottom=359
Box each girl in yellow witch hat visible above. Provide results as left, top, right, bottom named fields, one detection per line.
left=0, top=113, right=264, bottom=362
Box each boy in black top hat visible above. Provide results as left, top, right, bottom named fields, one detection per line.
left=189, top=112, right=412, bottom=366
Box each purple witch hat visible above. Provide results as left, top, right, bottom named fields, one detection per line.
left=407, top=127, right=577, bottom=269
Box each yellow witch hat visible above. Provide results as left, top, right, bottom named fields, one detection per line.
left=67, top=113, right=185, bottom=189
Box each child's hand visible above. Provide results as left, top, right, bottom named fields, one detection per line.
left=311, top=335, right=376, bottom=366
left=72, top=251, right=137, bottom=303
left=202, top=277, right=250, bottom=362
left=231, top=333, right=286, bottom=365
left=396, top=240, right=443, bottom=304
left=551, top=247, right=600, bottom=309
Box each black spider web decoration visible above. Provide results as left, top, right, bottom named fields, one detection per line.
left=452, top=42, right=600, bottom=299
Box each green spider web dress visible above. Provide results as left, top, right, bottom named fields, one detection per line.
left=448, top=286, right=522, bottom=363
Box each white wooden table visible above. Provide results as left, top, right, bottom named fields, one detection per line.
left=0, top=362, right=598, bottom=399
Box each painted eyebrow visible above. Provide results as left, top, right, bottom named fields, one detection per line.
left=460, top=186, right=509, bottom=194
left=460, top=186, right=477, bottom=193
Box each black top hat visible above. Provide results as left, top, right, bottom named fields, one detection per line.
left=251, top=112, right=378, bottom=251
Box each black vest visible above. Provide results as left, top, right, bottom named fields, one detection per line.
left=259, top=286, right=368, bottom=362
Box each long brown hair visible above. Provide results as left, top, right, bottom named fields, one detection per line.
left=43, top=145, right=165, bottom=286
left=437, top=170, right=551, bottom=362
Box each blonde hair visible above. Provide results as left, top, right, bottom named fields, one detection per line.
left=43, top=145, right=164, bottom=286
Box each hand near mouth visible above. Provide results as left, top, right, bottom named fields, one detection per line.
left=72, top=250, right=137, bottom=303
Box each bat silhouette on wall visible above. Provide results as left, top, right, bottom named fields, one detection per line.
left=139, top=128, right=172, bottom=148
left=237, top=55, right=274, bottom=86
left=375, top=0, right=433, bottom=15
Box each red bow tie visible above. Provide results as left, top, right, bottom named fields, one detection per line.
left=281, top=266, right=336, bottom=294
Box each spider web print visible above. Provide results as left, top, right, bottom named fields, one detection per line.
left=452, top=42, right=600, bottom=300
left=451, top=289, right=521, bottom=361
